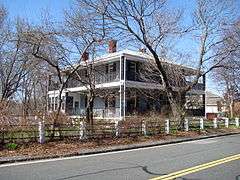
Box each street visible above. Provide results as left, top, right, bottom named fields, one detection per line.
left=0, top=134, right=240, bottom=180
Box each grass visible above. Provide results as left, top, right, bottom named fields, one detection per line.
left=5, top=143, right=18, bottom=150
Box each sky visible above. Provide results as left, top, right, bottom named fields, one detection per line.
left=0, top=0, right=238, bottom=96
left=0, top=0, right=73, bottom=23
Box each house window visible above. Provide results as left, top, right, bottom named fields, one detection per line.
left=109, top=63, right=116, bottom=73
left=48, top=97, right=51, bottom=111
left=105, top=98, right=108, bottom=108
left=84, top=69, right=88, bottom=77
left=128, top=61, right=136, bottom=72
left=61, top=96, right=65, bottom=110
left=105, top=63, right=116, bottom=74
left=66, top=96, right=74, bottom=113
left=79, top=69, right=87, bottom=78
left=127, top=61, right=137, bottom=81
left=74, top=101, right=79, bottom=113
left=85, top=95, right=88, bottom=108
left=105, top=96, right=115, bottom=108
left=51, top=97, right=54, bottom=111
left=105, top=63, right=117, bottom=82
left=105, top=64, right=109, bottom=74
left=109, top=98, right=115, bottom=108
left=54, top=97, right=58, bottom=111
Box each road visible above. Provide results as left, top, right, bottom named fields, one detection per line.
left=0, top=134, right=240, bottom=180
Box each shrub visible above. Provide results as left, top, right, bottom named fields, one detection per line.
left=5, top=143, right=18, bottom=150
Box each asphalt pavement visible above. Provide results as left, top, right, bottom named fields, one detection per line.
left=0, top=134, right=240, bottom=180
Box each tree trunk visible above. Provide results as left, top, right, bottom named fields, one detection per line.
left=166, top=90, right=187, bottom=130
left=145, top=45, right=188, bottom=130
left=86, top=90, right=95, bottom=135
left=230, top=99, right=234, bottom=118
left=50, top=84, right=64, bottom=141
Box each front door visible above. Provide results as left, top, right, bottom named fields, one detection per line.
left=66, top=96, right=73, bottom=115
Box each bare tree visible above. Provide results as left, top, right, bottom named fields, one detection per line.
left=63, top=2, right=110, bottom=129
left=19, top=64, right=49, bottom=117
left=17, top=4, right=108, bottom=135
left=19, top=25, right=94, bottom=137
left=0, top=8, right=29, bottom=103
left=213, top=19, right=240, bottom=118
left=78, top=0, right=238, bottom=128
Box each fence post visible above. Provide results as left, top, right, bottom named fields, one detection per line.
left=79, top=121, right=86, bottom=140
left=235, top=117, right=239, bottom=127
left=184, top=119, right=189, bottom=132
left=165, top=119, right=170, bottom=134
left=115, top=120, right=119, bottom=137
left=200, top=118, right=204, bottom=130
left=142, top=121, right=147, bottom=136
left=225, top=118, right=229, bottom=128
left=38, top=120, right=45, bottom=144
left=213, top=118, right=217, bottom=128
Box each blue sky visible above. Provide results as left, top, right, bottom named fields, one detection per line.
left=1, top=0, right=238, bottom=95
left=0, top=0, right=73, bottom=23
left=0, top=0, right=195, bottom=20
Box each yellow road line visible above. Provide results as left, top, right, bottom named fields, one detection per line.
left=150, top=154, right=240, bottom=180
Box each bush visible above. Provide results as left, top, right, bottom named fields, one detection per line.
left=5, top=143, right=18, bottom=150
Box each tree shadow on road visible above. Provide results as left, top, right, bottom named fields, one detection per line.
left=55, top=165, right=166, bottom=180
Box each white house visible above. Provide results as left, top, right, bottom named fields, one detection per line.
left=47, top=40, right=206, bottom=120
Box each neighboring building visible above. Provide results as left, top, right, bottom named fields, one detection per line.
left=205, top=91, right=223, bottom=119
left=47, top=41, right=206, bottom=120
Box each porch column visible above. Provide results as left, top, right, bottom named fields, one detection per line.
left=65, top=92, right=69, bottom=114
left=119, top=55, right=126, bottom=121
left=47, top=75, right=51, bottom=112
left=119, top=56, right=122, bottom=120
left=47, top=94, right=49, bottom=112
left=203, top=74, right=206, bottom=118
left=123, top=56, right=126, bottom=120
left=53, top=90, right=56, bottom=111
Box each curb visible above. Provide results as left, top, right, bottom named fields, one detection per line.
left=1, top=132, right=240, bottom=165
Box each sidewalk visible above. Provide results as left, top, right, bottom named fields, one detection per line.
left=1, top=130, right=240, bottom=165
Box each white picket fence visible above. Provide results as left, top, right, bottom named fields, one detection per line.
left=37, top=117, right=240, bottom=144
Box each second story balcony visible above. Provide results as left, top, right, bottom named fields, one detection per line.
left=49, top=71, right=120, bottom=91
left=48, top=58, right=205, bottom=92
left=94, top=71, right=120, bottom=85
left=67, top=72, right=120, bottom=88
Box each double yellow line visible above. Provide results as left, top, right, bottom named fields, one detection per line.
left=150, top=154, right=240, bottom=180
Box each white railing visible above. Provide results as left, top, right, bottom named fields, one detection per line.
left=69, top=108, right=120, bottom=118
left=67, top=72, right=120, bottom=88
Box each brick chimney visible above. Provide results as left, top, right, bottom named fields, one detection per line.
left=108, top=40, right=117, bottom=53
left=81, top=51, right=89, bottom=61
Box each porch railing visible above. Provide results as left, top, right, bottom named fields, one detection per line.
left=186, top=81, right=205, bottom=91
left=68, top=108, right=120, bottom=118
left=66, top=72, right=120, bottom=89
left=95, top=72, right=120, bottom=84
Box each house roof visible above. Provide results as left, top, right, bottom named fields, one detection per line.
left=63, top=49, right=198, bottom=73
